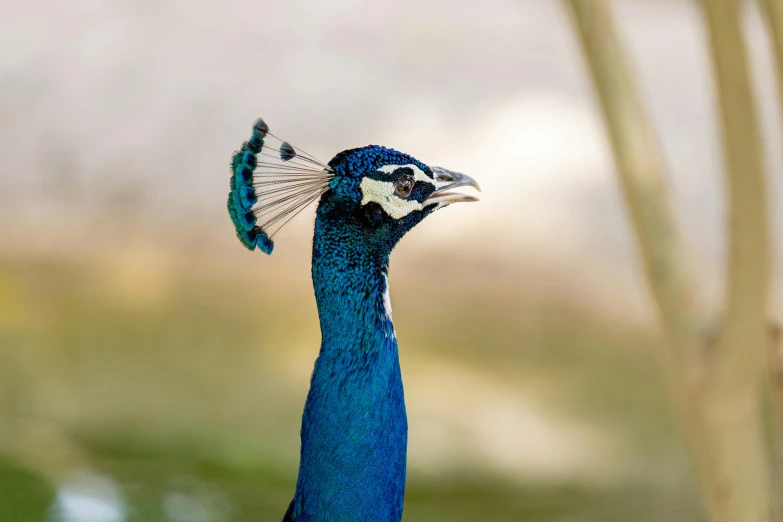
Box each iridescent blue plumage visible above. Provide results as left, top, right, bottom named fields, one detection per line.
left=225, top=118, right=479, bottom=522
left=257, top=232, right=274, bottom=254
left=237, top=209, right=257, bottom=231
left=234, top=185, right=257, bottom=209
left=248, top=134, right=264, bottom=153
left=237, top=227, right=258, bottom=250
left=234, top=162, right=255, bottom=185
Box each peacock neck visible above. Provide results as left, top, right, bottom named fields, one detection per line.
left=285, top=205, right=406, bottom=522
left=312, top=243, right=395, bottom=352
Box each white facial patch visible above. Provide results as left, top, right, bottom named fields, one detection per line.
left=382, top=272, right=393, bottom=320
left=381, top=271, right=396, bottom=339
left=359, top=164, right=436, bottom=219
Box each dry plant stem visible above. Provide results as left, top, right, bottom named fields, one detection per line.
left=759, top=0, right=783, bottom=119
left=758, top=0, right=783, bottom=508
left=771, top=325, right=783, bottom=421
left=703, top=0, right=770, bottom=387
left=769, top=323, right=783, bottom=515
left=564, top=0, right=714, bottom=510
left=701, top=0, right=773, bottom=516
left=566, top=1, right=773, bottom=521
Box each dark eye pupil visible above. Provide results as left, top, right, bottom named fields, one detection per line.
left=394, top=175, right=414, bottom=198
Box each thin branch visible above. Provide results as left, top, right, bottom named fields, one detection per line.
left=702, top=0, right=771, bottom=386
left=697, top=3, right=773, bottom=509
left=759, top=0, right=783, bottom=121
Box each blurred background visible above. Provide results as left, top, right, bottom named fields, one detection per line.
left=1, top=0, right=782, bottom=520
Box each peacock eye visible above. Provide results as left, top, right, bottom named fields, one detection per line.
left=393, top=174, right=414, bottom=199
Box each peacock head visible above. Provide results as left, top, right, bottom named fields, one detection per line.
left=227, top=118, right=479, bottom=256
left=320, top=145, right=479, bottom=254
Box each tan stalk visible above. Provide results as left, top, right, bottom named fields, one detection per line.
left=566, top=1, right=773, bottom=520
left=759, top=0, right=783, bottom=119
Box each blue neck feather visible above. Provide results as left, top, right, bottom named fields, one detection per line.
left=285, top=199, right=407, bottom=522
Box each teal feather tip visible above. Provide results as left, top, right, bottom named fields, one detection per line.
left=257, top=230, right=274, bottom=254
left=226, top=194, right=239, bottom=223
left=226, top=117, right=332, bottom=254
left=236, top=227, right=258, bottom=250
left=232, top=185, right=256, bottom=209
left=236, top=226, right=274, bottom=254
left=238, top=209, right=257, bottom=231
left=227, top=202, right=274, bottom=255
left=248, top=134, right=264, bottom=153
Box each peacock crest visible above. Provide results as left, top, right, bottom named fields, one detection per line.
left=227, top=118, right=333, bottom=254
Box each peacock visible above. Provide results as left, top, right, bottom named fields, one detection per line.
left=226, top=118, right=479, bottom=521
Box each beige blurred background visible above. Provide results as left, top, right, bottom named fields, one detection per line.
left=1, top=1, right=781, bottom=521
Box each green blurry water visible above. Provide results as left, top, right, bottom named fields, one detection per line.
left=0, top=255, right=703, bottom=521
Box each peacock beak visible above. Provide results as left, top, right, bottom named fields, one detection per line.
left=425, top=167, right=481, bottom=206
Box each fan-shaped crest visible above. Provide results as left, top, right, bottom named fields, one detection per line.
left=227, top=118, right=333, bottom=254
